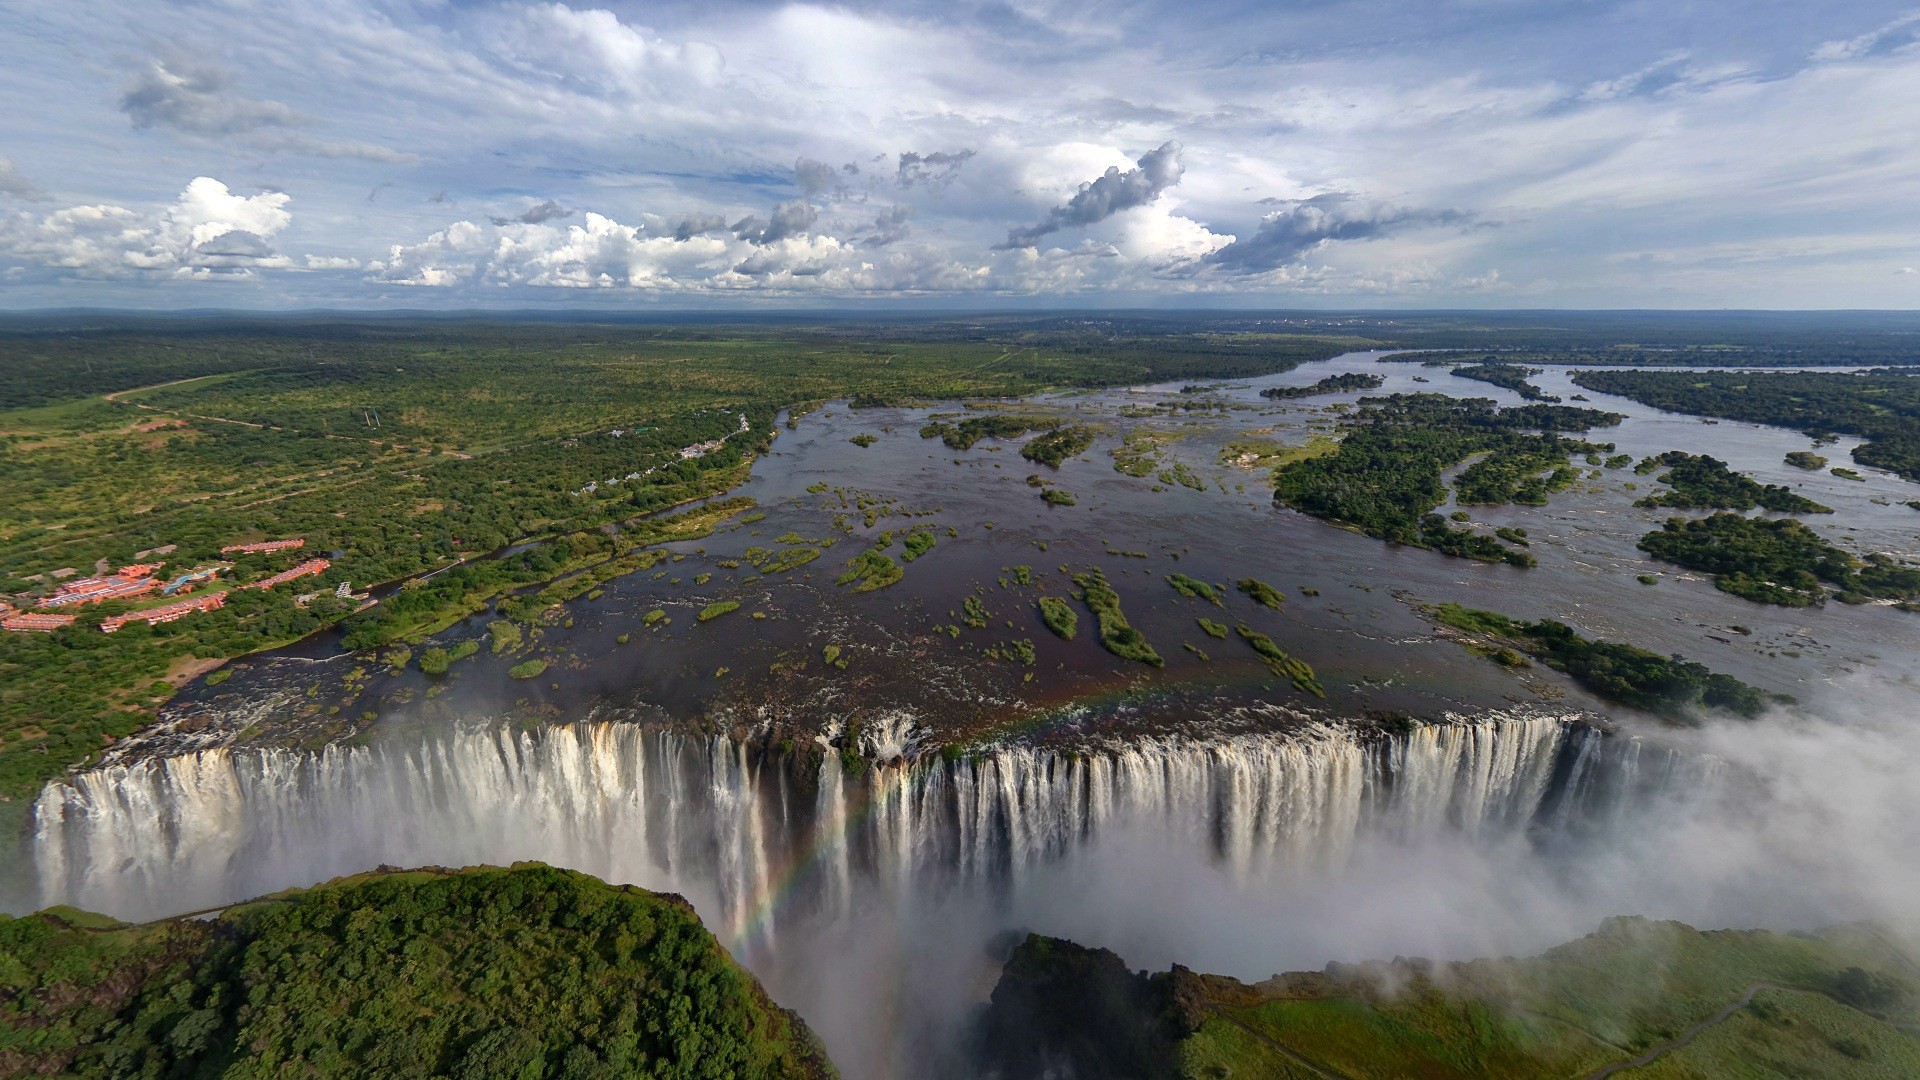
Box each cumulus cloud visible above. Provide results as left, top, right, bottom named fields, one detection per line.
left=897, top=150, right=975, bottom=192
left=667, top=212, right=729, bottom=241
left=1000, top=141, right=1183, bottom=249
left=862, top=203, right=913, bottom=247
left=0, top=158, right=42, bottom=201
left=1203, top=193, right=1472, bottom=274
left=1899, top=266, right=1917, bottom=275
left=491, top=199, right=572, bottom=226
left=793, top=157, right=846, bottom=198
left=0, top=177, right=294, bottom=278
left=731, top=199, right=817, bottom=245
left=490, top=3, right=724, bottom=96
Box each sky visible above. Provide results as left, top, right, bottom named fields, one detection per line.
left=2, top=0, right=1918, bottom=310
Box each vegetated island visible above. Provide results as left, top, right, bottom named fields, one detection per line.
left=1271, top=394, right=1624, bottom=567
left=1258, top=371, right=1384, bottom=399
left=1637, top=513, right=1920, bottom=608
left=1633, top=451, right=1833, bottom=513
left=1020, top=424, right=1098, bottom=466
left=0, top=864, right=835, bottom=1079
left=1786, top=450, right=1829, bottom=470
left=1571, top=369, right=1920, bottom=481
left=1425, top=602, right=1783, bottom=719
left=1071, top=566, right=1162, bottom=666
left=1449, top=359, right=1561, bottom=402
left=975, top=917, right=1919, bottom=1079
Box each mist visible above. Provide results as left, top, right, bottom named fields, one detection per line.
left=24, top=686, right=1920, bottom=1080
left=741, top=692, right=1920, bottom=1078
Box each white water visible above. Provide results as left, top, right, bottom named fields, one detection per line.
left=31, top=712, right=1674, bottom=928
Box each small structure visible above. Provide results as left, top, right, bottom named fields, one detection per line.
left=221, top=538, right=306, bottom=555
left=100, top=591, right=227, bottom=633
left=3, top=612, right=76, bottom=632
left=241, top=558, right=330, bottom=591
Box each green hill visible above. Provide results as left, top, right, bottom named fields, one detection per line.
left=0, top=863, right=835, bottom=1080
left=979, top=917, right=1920, bottom=1078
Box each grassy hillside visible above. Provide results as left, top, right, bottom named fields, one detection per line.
left=979, top=917, right=1920, bottom=1079
left=0, top=863, right=836, bottom=1080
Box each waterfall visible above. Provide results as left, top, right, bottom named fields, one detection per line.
left=30, top=713, right=1697, bottom=928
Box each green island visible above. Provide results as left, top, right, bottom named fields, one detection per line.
left=0, top=864, right=834, bottom=1079
left=697, top=600, right=741, bottom=622
left=976, top=917, right=1919, bottom=1079
left=1428, top=602, right=1781, bottom=718
left=1237, top=578, right=1285, bottom=610
left=1165, top=574, right=1223, bottom=604
left=1570, top=369, right=1920, bottom=481
left=1271, top=394, right=1622, bottom=566
left=1234, top=625, right=1323, bottom=696
left=834, top=549, right=904, bottom=593
left=1633, top=452, right=1833, bottom=513
left=1071, top=567, right=1162, bottom=666
left=919, top=414, right=1058, bottom=450
left=1786, top=450, right=1829, bottom=470
left=1450, top=359, right=1561, bottom=401
left=1258, top=371, right=1383, bottom=399
left=1019, top=424, right=1098, bottom=466
left=1637, top=514, right=1920, bottom=608
left=1035, top=596, right=1078, bottom=639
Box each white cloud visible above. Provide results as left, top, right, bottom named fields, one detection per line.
left=1, top=178, right=294, bottom=278
left=1810, top=12, right=1920, bottom=63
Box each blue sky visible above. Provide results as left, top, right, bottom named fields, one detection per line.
left=2, top=0, right=1917, bottom=308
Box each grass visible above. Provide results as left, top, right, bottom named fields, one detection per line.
left=506, top=658, right=547, bottom=680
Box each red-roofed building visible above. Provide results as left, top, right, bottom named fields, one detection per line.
left=221, top=538, right=306, bottom=555
left=4, top=612, right=76, bottom=632
left=100, top=591, right=227, bottom=633
left=241, top=558, right=330, bottom=591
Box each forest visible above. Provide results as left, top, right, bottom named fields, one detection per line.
left=0, top=863, right=834, bottom=1079
left=1571, top=369, right=1920, bottom=481
left=0, top=319, right=1360, bottom=815
left=1269, top=394, right=1622, bottom=566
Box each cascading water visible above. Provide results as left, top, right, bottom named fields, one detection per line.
left=29, top=711, right=1699, bottom=931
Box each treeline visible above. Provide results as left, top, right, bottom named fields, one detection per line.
left=1571, top=369, right=1920, bottom=481
left=1271, top=395, right=1622, bottom=566
left=0, top=864, right=834, bottom=1079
